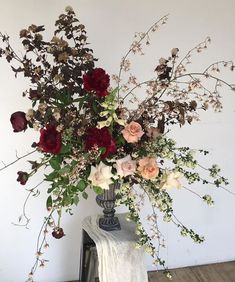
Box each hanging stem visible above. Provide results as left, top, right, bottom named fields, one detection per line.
left=0, top=150, right=37, bottom=171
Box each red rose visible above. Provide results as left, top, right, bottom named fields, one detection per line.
left=83, top=68, right=110, bottom=97
left=52, top=227, right=65, bottom=239
left=85, top=127, right=116, bottom=159
left=17, top=171, right=29, bottom=185
left=10, top=111, right=27, bottom=132
left=38, top=125, right=62, bottom=154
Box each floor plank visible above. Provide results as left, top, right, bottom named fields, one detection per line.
left=211, top=261, right=235, bottom=282
left=72, top=261, right=235, bottom=281
left=148, top=261, right=235, bottom=282
left=173, top=267, right=199, bottom=282
left=190, top=264, right=227, bottom=282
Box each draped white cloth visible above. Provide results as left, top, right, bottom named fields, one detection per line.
left=82, top=213, right=148, bottom=282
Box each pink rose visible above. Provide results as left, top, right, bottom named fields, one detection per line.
left=138, top=157, right=159, bottom=179
left=121, top=121, right=144, bottom=143
left=115, top=155, right=136, bottom=177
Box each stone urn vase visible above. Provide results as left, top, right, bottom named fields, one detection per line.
left=96, top=182, right=121, bottom=231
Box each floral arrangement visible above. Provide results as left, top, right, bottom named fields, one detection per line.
left=0, top=6, right=235, bottom=280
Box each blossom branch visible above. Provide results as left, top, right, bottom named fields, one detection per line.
left=175, top=36, right=211, bottom=75
left=173, top=72, right=235, bottom=91
left=117, top=15, right=169, bottom=99
left=0, top=150, right=37, bottom=172
left=27, top=209, right=55, bottom=281
left=181, top=186, right=204, bottom=200
left=203, top=60, right=234, bottom=74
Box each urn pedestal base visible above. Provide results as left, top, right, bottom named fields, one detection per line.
left=96, top=183, right=121, bottom=231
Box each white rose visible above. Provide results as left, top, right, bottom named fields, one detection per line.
left=88, top=162, right=114, bottom=190
left=160, top=171, right=182, bottom=190
left=115, top=155, right=136, bottom=178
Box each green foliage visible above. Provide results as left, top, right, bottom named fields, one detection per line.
left=93, top=186, right=103, bottom=195
left=46, top=195, right=52, bottom=210
left=77, top=180, right=86, bottom=192
left=49, top=157, right=61, bottom=170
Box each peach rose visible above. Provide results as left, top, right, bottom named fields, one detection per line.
left=138, top=157, right=159, bottom=179
left=121, top=121, right=144, bottom=143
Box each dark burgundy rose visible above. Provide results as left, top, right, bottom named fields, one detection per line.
left=17, top=171, right=29, bottom=185
left=103, top=138, right=116, bottom=159
left=38, top=125, right=62, bottom=154
left=83, top=68, right=110, bottom=97
left=85, top=127, right=116, bottom=159
left=10, top=111, right=27, bottom=132
left=52, top=227, right=65, bottom=239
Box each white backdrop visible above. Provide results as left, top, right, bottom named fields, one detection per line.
left=0, top=0, right=235, bottom=281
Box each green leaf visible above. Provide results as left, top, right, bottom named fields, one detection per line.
left=93, top=186, right=104, bottom=195
left=49, top=158, right=61, bottom=170
left=73, top=194, right=80, bottom=205
left=61, top=176, right=69, bottom=185
left=46, top=195, right=52, bottom=210
left=92, top=100, right=100, bottom=113
left=71, top=160, right=78, bottom=167
left=78, top=96, right=87, bottom=110
left=73, top=98, right=82, bottom=103
left=82, top=191, right=88, bottom=200
left=47, top=183, right=57, bottom=193
left=62, top=194, right=72, bottom=206
left=58, top=166, right=70, bottom=175
left=32, top=100, right=37, bottom=107
left=99, top=147, right=106, bottom=154
left=106, top=87, right=118, bottom=102
left=44, top=171, right=58, bottom=181
left=116, top=135, right=125, bottom=146
left=60, top=144, right=72, bottom=155
left=55, top=90, right=73, bottom=106
left=77, top=180, right=86, bottom=192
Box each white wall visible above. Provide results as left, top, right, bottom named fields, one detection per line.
left=0, top=0, right=235, bottom=281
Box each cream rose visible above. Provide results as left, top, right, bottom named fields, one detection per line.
left=138, top=157, right=159, bottom=179
left=160, top=171, right=182, bottom=190
left=88, top=162, right=113, bottom=190
left=115, top=155, right=136, bottom=177
left=121, top=121, right=144, bottom=143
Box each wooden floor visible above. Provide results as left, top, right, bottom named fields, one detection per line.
left=148, top=261, right=235, bottom=282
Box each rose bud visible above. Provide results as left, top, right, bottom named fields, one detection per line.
left=10, top=111, right=27, bottom=132
left=17, top=171, right=29, bottom=185
left=52, top=227, right=65, bottom=239
left=171, top=48, right=179, bottom=57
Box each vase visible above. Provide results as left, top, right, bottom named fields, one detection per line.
left=96, top=182, right=121, bottom=231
